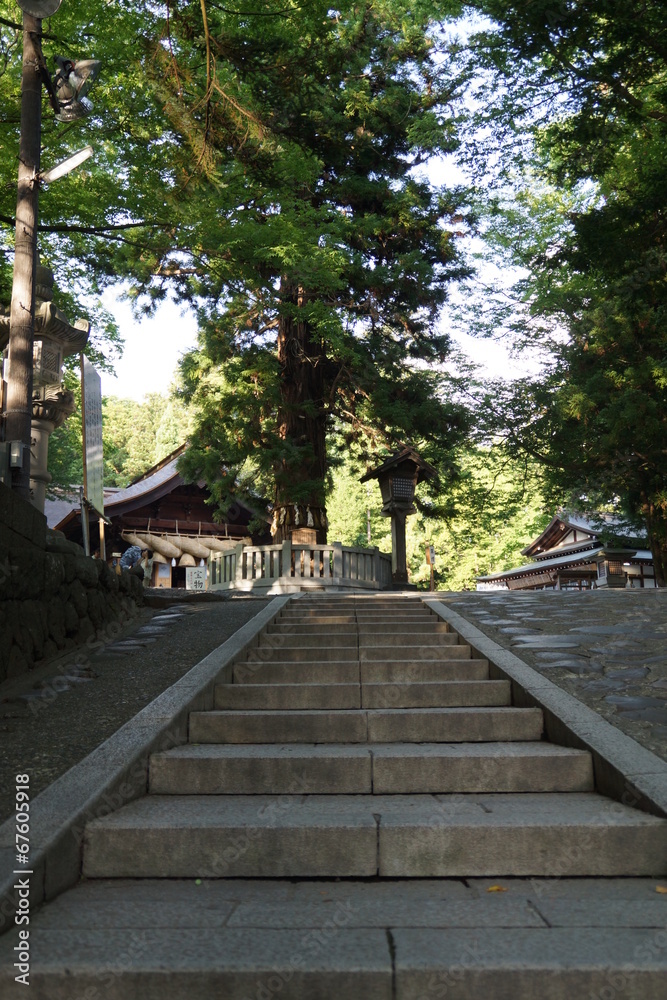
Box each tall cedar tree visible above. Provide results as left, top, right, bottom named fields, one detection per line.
left=0, top=2, right=469, bottom=539
left=150, top=0, right=471, bottom=539
left=466, top=0, right=667, bottom=584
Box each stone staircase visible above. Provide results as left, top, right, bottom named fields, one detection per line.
left=83, top=595, right=665, bottom=881
left=6, top=594, right=667, bottom=999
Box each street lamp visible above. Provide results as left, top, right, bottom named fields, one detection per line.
left=16, top=0, right=61, bottom=14
left=40, top=146, right=94, bottom=185
left=52, top=57, right=101, bottom=121
left=2, top=1, right=98, bottom=501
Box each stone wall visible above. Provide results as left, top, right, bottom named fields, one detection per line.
left=0, top=483, right=143, bottom=683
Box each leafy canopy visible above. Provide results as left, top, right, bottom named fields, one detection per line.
left=146, top=0, right=475, bottom=515
left=459, top=0, right=667, bottom=583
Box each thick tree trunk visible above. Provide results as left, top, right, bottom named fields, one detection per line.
left=273, top=283, right=328, bottom=543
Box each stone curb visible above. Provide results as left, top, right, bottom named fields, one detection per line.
left=0, top=594, right=293, bottom=937
left=424, top=598, right=667, bottom=819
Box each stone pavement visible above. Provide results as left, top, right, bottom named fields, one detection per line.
left=0, top=597, right=269, bottom=823
left=1, top=593, right=666, bottom=999
left=443, top=590, right=667, bottom=761
left=5, top=877, right=667, bottom=999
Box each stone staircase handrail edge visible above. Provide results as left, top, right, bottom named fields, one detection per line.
left=423, top=597, right=667, bottom=820
left=0, top=594, right=293, bottom=938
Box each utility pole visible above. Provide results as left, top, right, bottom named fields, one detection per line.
left=4, top=12, right=42, bottom=499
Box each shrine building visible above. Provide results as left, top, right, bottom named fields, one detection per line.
left=476, top=512, right=656, bottom=591
left=47, top=445, right=268, bottom=588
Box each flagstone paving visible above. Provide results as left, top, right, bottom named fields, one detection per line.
left=443, top=589, right=667, bottom=761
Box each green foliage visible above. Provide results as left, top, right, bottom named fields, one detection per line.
left=102, top=392, right=191, bottom=486
left=461, top=0, right=667, bottom=585
left=2, top=2, right=475, bottom=525
left=326, top=452, right=387, bottom=549
left=151, top=0, right=474, bottom=516
left=47, top=387, right=191, bottom=491
left=45, top=372, right=83, bottom=492
left=416, top=449, right=552, bottom=590
left=326, top=441, right=551, bottom=589
left=0, top=0, right=173, bottom=362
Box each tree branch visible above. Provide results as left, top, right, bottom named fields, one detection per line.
left=199, top=0, right=212, bottom=150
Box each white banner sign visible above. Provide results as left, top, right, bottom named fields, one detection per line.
left=81, top=356, right=104, bottom=515
left=186, top=566, right=207, bottom=592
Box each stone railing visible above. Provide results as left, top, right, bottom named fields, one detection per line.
left=209, top=541, right=393, bottom=593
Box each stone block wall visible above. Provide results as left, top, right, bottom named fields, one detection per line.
left=0, top=483, right=143, bottom=683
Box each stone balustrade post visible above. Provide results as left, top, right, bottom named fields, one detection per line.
left=234, top=543, right=245, bottom=586
left=333, top=541, right=343, bottom=581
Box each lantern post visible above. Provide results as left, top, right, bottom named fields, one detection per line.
left=361, top=446, right=436, bottom=587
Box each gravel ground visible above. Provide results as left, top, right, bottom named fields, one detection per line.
left=441, top=589, right=667, bottom=762
left=0, top=594, right=269, bottom=823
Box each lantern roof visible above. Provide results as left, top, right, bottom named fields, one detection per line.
left=359, top=445, right=437, bottom=485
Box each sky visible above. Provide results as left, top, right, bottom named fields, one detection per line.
left=99, top=291, right=199, bottom=402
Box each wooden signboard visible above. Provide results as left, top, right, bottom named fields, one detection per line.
left=292, top=528, right=318, bottom=545
left=186, top=566, right=207, bottom=591
left=426, top=544, right=436, bottom=590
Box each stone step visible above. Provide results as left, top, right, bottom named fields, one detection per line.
left=9, top=917, right=666, bottom=1000
left=82, top=792, right=667, bottom=878
left=360, top=612, right=437, bottom=616
left=357, top=621, right=450, bottom=633
left=10, top=883, right=667, bottom=1000
left=361, top=680, right=511, bottom=709
left=265, top=621, right=451, bottom=634
left=277, top=613, right=356, bottom=624
left=360, top=659, right=490, bottom=682
left=295, top=599, right=422, bottom=606
left=243, top=645, right=474, bottom=670
left=292, top=608, right=429, bottom=616
left=277, top=616, right=436, bottom=627
left=233, top=660, right=362, bottom=684
left=266, top=621, right=356, bottom=634
left=360, top=644, right=473, bottom=660
left=358, top=632, right=460, bottom=647
left=217, top=682, right=362, bottom=710
left=149, top=742, right=594, bottom=795
left=188, top=707, right=544, bottom=744
left=233, top=659, right=491, bottom=684
left=251, top=644, right=360, bottom=662
left=13, top=586, right=667, bottom=1000
left=284, top=598, right=360, bottom=604
left=356, top=608, right=434, bottom=614
left=254, top=632, right=460, bottom=652
left=1, top=926, right=392, bottom=999
left=256, top=633, right=359, bottom=650
left=279, top=609, right=434, bottom=619
left=215, top=680, right=511, bottom=710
